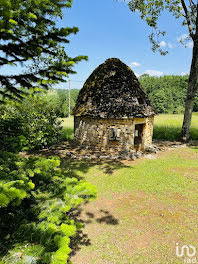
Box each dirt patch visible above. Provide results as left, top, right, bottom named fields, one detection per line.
left=170, top=167, right=198, bottom=181
left=70, top=189, right=198, bottom=263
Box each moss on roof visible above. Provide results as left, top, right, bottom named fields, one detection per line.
left=72, top=58, right=155, bottom=118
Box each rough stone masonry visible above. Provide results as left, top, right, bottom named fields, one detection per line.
left=72, top=58, right=155, bottom=153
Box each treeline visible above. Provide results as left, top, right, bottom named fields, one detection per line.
left=139, top=74, right=198, bottom=113
left=45, top=75, right=198, bottom=117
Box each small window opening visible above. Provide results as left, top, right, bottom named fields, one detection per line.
left=138, top=97, right=144, bottom=105
left=109, top=128, right=120, bottom=141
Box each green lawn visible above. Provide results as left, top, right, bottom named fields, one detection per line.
left=60, top=113, right=198, bottom=141
left=58, top=114, right=198, bottom=263
left=66, top=147, right=198, bottom=263
left=49, top=115, right=198, bottom=263
left=59, top=116, right=74, bottom=141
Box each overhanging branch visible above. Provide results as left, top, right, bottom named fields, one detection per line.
left=181, top=0, right=195, bottom=40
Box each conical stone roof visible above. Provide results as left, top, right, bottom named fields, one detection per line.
left=72, top=58, right=155, bottom=118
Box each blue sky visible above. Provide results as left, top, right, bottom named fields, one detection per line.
left=60, top=0, right=193, bottom=90
left=2, top=0, right=193, bottom=90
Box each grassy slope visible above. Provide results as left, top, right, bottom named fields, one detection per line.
left=59, top=116, right=74, bottom=141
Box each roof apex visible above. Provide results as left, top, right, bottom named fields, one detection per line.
left=72, top=58, right=155, bottom=118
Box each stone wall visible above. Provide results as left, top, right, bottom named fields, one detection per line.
left=74, top=116, right=154, bottom=152
left=144, top=116, right=154, bottom=147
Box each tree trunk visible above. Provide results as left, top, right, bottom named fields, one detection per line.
left=181, top=40, right=198, bottom=141
left=181, top=91, right=195, bottom=141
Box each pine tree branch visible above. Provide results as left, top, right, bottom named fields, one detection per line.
left=0, top=0, right=86, bottom=101
left=0, top=57, right=28, bottom=66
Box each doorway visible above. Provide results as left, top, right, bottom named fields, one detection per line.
left=134, top=123, right=145, bottom=151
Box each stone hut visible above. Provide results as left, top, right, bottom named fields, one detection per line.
left=72, top=58, right=155, bottom=153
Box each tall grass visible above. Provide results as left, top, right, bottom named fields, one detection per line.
left=60, top=114, right=198, bottom=142
left=153, top=113, right=198, bottom=140
left=59, top=116, right=74, bottom=141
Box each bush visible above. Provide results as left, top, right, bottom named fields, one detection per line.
left=0, top=153, right=97, bottom=263
left=0, top=97, right=62, bottom=152
left=0, top=151, right=35, bottom=207
left=42, top=89, right=80, bottom=118
left=0, top=95, right=97, bottom=263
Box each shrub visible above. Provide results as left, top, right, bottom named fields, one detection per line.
left=42, top=89, right=80, bottom=118
left=0, top=153, right=97, bottom=263
left=0, top=97, right=62, bottom=152
left=0, top=151, right=35, bottom=207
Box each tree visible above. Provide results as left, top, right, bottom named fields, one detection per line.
left=0, top=3, right=98, bottom=263
left=0, top=0, right=87, bottom=102
left=139, top=75, right=189, bottom=113
left=128, top=0, right=198, bottom=140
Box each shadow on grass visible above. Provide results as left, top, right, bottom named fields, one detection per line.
left=189, top=145, right=198, bottom=152
left=59, top=158, right=124, bottom=257
left=96, top=210, right=119, bottom=225
left=13, top=146, right=127, bottom=256
left=60, top=158, right=129, bottom=179
left=68, top=205, right=119, bottom=257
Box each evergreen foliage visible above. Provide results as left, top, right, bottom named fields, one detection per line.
left=0, top=151, right=34, bottom=207
left=0, top=153, right=97, bottom=263
left=0, top=0, right=87, bottom=101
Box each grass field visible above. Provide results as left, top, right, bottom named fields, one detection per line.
left=57, top=114, right=198, bottom=263
left=153, top=113, right=198, bottom=140
left=60, top=113, right=198, bottom=141
left=59, top=116, right=74, bottom=141
left=67, top=147, right=198, bottom=263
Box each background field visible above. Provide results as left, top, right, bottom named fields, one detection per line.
left=60, top=113, right=198, bottom=141
left=153, top=113, right=198, bottom=140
